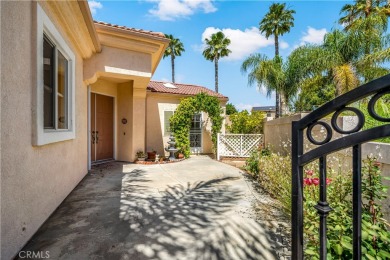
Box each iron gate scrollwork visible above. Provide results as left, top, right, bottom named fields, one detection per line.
left=291, top=74, right=390, bottom=259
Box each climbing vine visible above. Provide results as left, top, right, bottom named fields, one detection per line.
left=170, top=92, right=223, bottom=158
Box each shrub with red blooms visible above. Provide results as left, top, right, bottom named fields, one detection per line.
left=245, top=150, right=390, bottom=258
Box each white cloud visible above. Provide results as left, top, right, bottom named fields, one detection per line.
left=88, top=1, right=103, bottom=15
left=300, top=27, right=327, bottom=45
left=280, top=41, right=289, bottom=50
left=199, top=27, right=285, bottom=61
left=148, top=0, right=216, bottom=21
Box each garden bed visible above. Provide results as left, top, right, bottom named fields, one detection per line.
left=135, top=158, right=185, bottom=165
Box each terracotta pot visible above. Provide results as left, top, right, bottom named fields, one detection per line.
left=147, top=152, right=156, bottom=160
left=177, top=153, right=184, bottom=159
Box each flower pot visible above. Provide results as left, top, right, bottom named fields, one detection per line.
left=138, top=157, right=145, bottom=161
left=177, top=153, right=184, bottom=159
left=147, top=152, right=156, bottom=161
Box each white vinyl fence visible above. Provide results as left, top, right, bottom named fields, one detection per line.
left=217, top=134, right=263, bottom=160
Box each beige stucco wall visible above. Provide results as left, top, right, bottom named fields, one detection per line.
left=1, top=2, right=88, bottom=259
left=84, top=45, right=152, bottom=86
left=145, top=93, right=226, bottom=156
left=146, top=94, right=179, bottom=155
left=117, top=81, right=135, bottom=161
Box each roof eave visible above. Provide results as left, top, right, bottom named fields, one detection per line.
left=94, top=23, right=169, bottom=76
left=78, top=1, right=102, bottom=53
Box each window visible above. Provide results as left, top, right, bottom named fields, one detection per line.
left=34, top=5, right=75, bottom=146
left=43, top=36, right=69, bottom=130
left=164, top=111, right=174, bottom=136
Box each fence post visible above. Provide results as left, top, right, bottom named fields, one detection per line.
left=217, top=133, right=220, bottom=161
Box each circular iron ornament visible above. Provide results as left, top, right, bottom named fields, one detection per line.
left=121, top=118, right=128, bottom=124
left=307, top=121, right=333, bottom=145
left=368, top=90, right=390, bottom=122
left=331, top=107, right=365, bottom=134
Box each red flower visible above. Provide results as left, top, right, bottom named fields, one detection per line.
left=326, top=178, right=332, bottom=185
left=305, top=169, right=314, bottom=176
left=304, top=178, right=312, bottom=186
left=374, top=161, right=381, bottom=167
left=312, top=178, right=319, bottom=186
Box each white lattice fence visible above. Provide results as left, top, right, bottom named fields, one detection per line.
left=217, top=134, right=263, bottom=160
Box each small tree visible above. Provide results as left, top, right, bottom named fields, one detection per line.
left=227, top=110, right=265, bottom=134
left=225, top=103, right=238, bottom=115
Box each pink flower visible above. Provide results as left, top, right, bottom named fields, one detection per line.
left=326, top=178, right=332, bottom=185
left=312, top=178, right=319, bottom=186
left=305, top=169, right=314, bottom=176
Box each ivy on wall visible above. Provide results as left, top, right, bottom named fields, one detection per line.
left=170, top=92, right=223, bottom=157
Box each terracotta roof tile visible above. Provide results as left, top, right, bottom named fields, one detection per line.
left=148, top=81, right=228, bottom=99
left=94, top=21, right=166, bottom=39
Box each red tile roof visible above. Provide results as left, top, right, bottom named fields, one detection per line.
left=147, top=81, right=228, bottom=99
left=94, top=21, right=166, bottom=39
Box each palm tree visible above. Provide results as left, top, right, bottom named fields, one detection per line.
left=241, top=55, right=300, bottom=115
left=203, top=31, right=231, bottom=93
left=339, top=0, right=390, bottom=31
left=163, top=34, right=185, bottom=83
left=289, top=29, right=389, bottom=97
left=259, top=3, right=295, bottom=117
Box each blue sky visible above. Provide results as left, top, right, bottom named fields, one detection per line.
left=89, top=0, right=349, bottom=111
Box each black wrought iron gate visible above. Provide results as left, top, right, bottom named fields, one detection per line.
left=291, top=74, right=390, bottom=259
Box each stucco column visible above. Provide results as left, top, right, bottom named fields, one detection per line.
left=131, top=84, right=147, bottom=160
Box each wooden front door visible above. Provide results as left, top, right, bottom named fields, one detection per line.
left=91, top=93, right=114, bottom=162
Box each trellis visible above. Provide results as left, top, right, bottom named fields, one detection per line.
left=217, top=134, right=263, bottom=160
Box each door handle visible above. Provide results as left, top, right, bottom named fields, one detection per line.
left=91, top=131, right=95, bottom=144
left=96, top=131, right=99, bottom=144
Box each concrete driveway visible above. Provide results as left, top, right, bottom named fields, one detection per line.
left=19, top=156, right=289, bottom=260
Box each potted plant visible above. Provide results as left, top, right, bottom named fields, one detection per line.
left=175, top=150, right=184, bottom=159
left=147, top=150, right=157, bottom=161
left=136, top=150, right=146, bottom=161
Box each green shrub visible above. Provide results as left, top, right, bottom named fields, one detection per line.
left=244, top=149, right=260, bottom=176
left=227, top=110, right=265, bottom=134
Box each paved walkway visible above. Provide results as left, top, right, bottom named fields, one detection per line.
left=19, top=156, right=290, bottom=260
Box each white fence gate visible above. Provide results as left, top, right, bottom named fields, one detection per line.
left=217, top=134, right=263, bottom=160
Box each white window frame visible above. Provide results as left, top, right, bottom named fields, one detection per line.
left=34, top=5, right=76, bottom=146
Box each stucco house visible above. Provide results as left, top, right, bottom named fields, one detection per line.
left=252, top=105, right=276, bottom=119
left=146, top=81, right=228, bottom=155
left=0, top=1, right=227, bottom=259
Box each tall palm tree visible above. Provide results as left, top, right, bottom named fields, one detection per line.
left=203, top=31, right=231, bottom=93
left=259, top=3, right=295, bottom=118
left=163, top=34, right=185, bottom=83
left=241, top=55, right=300, bottom=115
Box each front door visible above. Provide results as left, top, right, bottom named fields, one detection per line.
left=91, top=93, right=114, bottom=162
left=190, top=113, right=202, bottom=153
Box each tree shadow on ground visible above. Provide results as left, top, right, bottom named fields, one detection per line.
left=116, top=170, right=278, bottom=260
left=17, top=163, right=279, bottom=260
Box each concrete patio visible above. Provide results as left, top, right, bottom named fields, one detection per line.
left=18, top=156, right=290, bottom=260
